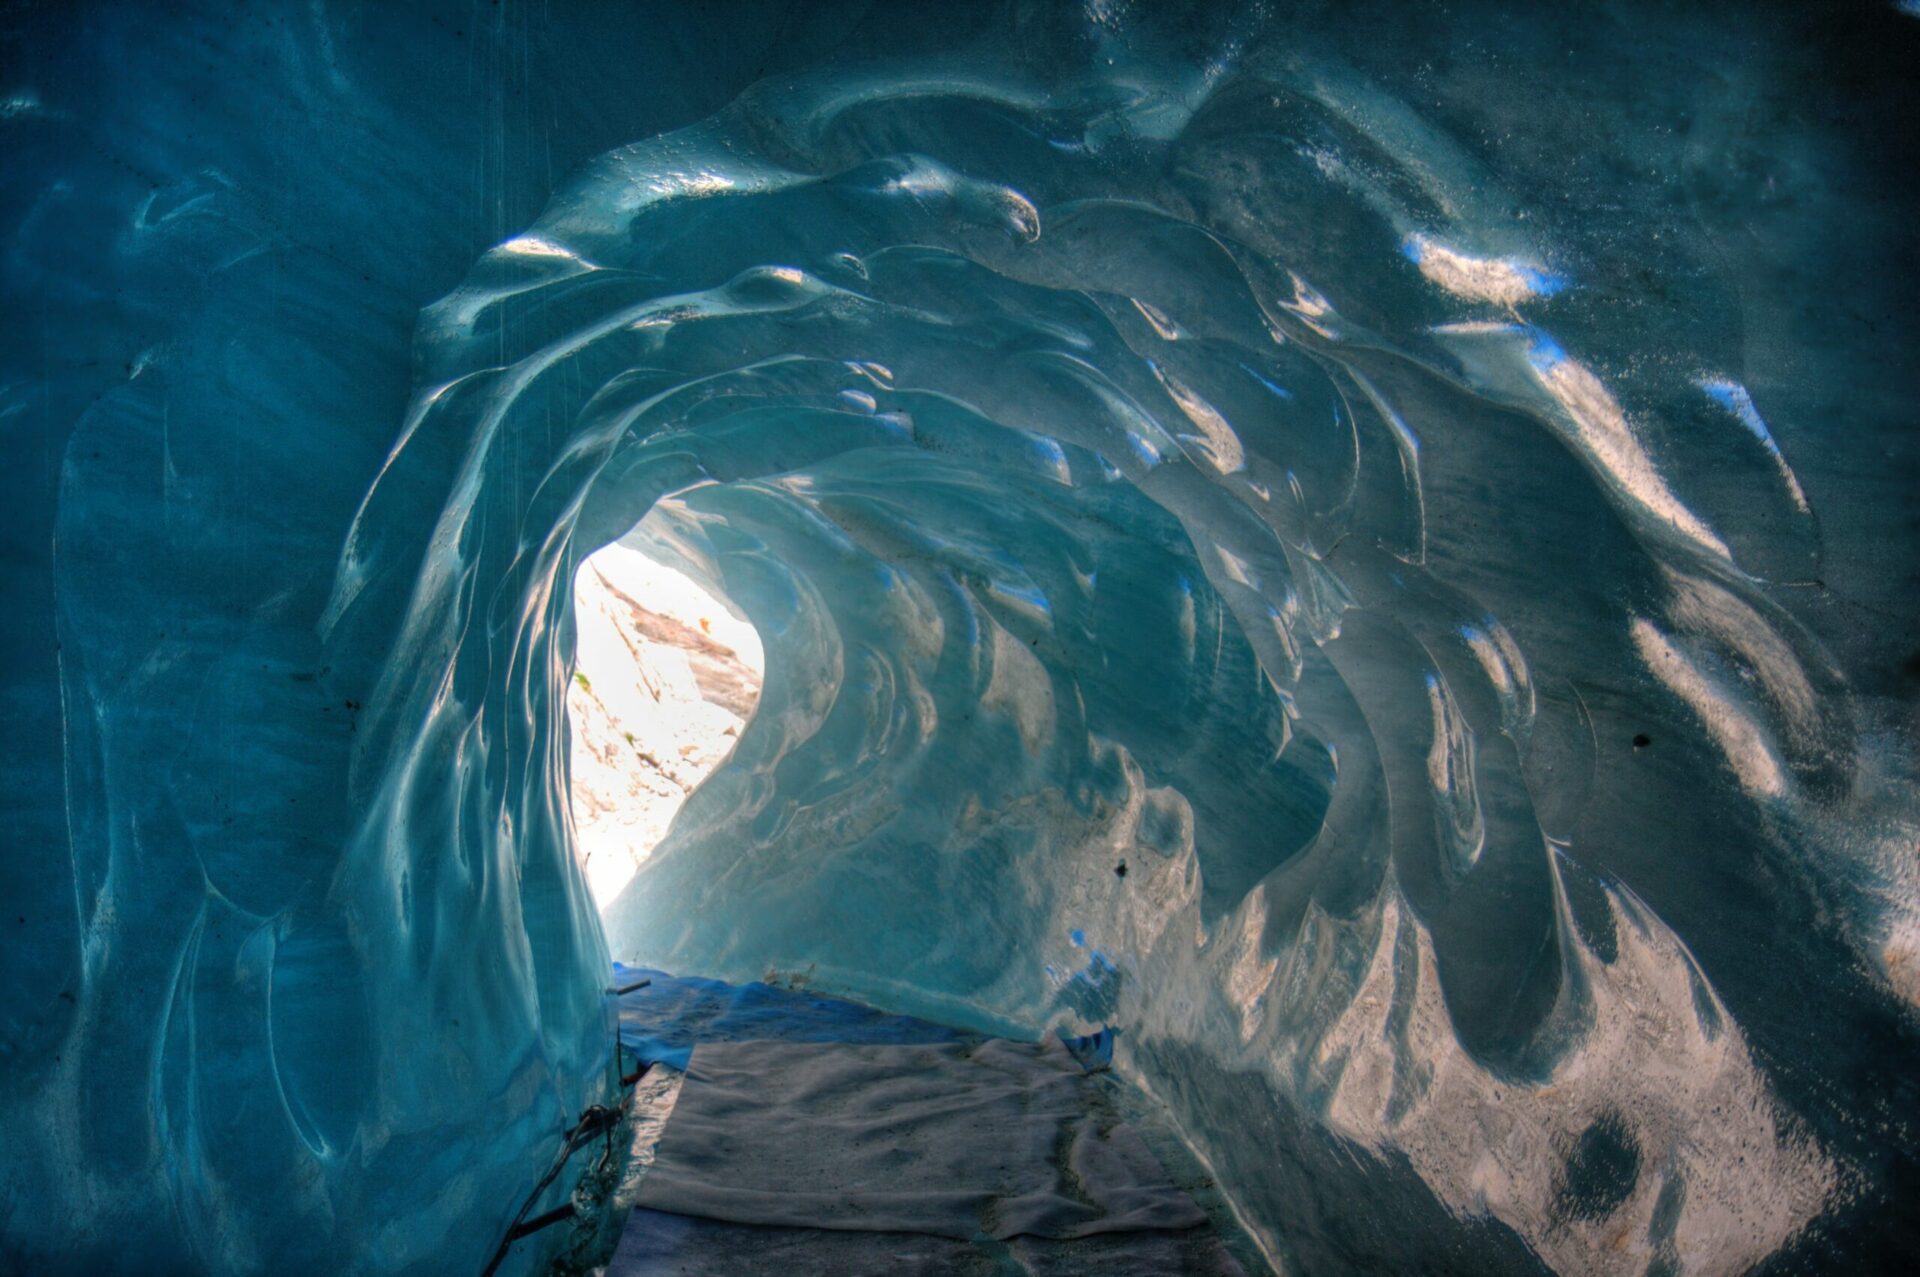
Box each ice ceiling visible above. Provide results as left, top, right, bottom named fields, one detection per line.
left=4, top=2, right=1917, bottom=1274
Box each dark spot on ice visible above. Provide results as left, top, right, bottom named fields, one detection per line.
left=1632, top=733, right=1651, bottom=749
left=1114, top=860, right=1128, bottom=879
left=1558, top=1113, right=1640, bottom=1222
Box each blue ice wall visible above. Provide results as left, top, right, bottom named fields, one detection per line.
left=0, top=4, right=856, bottom=1272
left=5, top=3, right=1919, bottom=1274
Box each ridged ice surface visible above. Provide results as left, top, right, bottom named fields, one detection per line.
left=4, top=3, right=1917, bottom=1274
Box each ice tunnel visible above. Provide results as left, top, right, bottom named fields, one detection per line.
left=4, top=2, right=1918, bottom=1273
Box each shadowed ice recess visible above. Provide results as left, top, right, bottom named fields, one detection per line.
left=6, top=3, right=1918, bottom=1274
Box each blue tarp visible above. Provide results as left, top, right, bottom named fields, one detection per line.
left=613, top=965, right=980, bottom=1071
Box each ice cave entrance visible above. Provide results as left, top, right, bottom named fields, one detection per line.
left=567, top=535, right=764, bottom=910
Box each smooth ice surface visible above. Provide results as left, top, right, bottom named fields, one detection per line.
left=4, top=3, right=1918, bottom=1275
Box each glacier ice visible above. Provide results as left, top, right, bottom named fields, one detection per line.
left=3, top=2, right=1918, bottom=1274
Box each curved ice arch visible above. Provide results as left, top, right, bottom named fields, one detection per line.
left=316, top=46, right=1887, bottom=1274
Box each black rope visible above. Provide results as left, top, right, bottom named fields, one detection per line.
left=501, top=1203, right=575, bottom=1244
left=479, top=1105, right=621, bottom=1277
left=480, top=979, right=659, bottom=1275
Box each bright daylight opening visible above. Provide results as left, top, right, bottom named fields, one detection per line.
left=566, top=535, right=764, bottom=910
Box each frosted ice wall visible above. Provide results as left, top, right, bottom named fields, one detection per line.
left=1, top=4, right=816, bottom=1272
left=4, top=2, right=1918, bottom=1274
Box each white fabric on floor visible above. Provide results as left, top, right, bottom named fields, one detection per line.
left=611, top=1209, right=1246, bottom=1276
left=631, top=1036, right=1208, bottom=1242
left=612, top=1210, right=1000, bottom=1276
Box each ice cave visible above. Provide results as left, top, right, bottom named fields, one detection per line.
left=3, top=2, right=1917, bottom=1274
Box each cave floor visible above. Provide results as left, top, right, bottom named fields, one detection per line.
left=576, top=967, right=1260, bottom=1276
